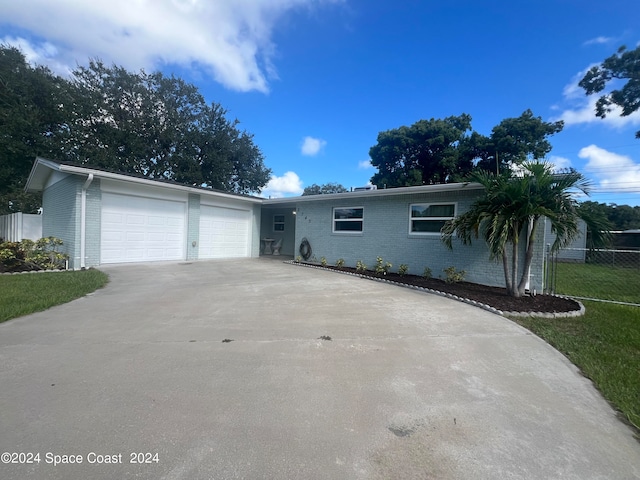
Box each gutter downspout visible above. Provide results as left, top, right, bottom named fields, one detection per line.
left=80, top=174, right=94, bottom=269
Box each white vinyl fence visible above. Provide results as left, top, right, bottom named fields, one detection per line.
left=0, top=213, right=42, bottom=242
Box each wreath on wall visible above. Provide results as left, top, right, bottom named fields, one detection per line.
left=299, top=237, right=312, bottom=260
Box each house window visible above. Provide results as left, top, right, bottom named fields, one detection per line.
left=273, top=214, right=285, bottom=232
left=333, top=207, right=363, bottom=233
left=410, top=203, right=456, bottom=234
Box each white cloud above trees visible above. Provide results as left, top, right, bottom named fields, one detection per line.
left=0, top=0, right=342, bottom=92
left=260, top=171, right=303, bottom=198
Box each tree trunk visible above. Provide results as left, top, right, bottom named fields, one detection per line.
left=511, top=227, right=521, bottom=298
left=502, top=250, right=513, bottom=295
left=517, top=219, right=538, bottom=296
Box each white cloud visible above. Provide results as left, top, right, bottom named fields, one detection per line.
left=583, top=36, right=613, bottom=46
left=553, top=93, right=640, bottom=130
left=578, top=145, right=640, bottom=194
left=0, top=0, right=342, bottom=92
left=358, top=159, right=373, bottom=169
left=548, top=155, right=572, bottom=170
left=260, top=171, right=303, bottom=198
left=301, top=136, right=326, bottom=156
left=553, top=64, right=640, bottom=131
left=1, top=36, right=72, bottom=76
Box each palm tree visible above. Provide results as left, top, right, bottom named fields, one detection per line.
left=441, top=161, right=610, bottom=298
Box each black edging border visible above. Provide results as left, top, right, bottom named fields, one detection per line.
left=285, top=260, right=585, bottom=319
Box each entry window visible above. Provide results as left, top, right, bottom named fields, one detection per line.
left=273, top=214, right=285, bottom=232
left=410, top=203, right=456, bottom=234
left=333, top=207, right=363, bottom=233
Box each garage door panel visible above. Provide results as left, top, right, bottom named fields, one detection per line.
left=101, top=193, right=186, bottom=264
left=199, top=205, right=251, bottom=259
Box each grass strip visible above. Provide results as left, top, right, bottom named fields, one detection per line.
left=0, top=269, right=109, bottom=323
left=512, top=301, right=640, bottom=432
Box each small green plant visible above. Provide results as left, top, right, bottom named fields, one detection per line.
left=295, top=255, right=302, bottom=263
left=398, top=264, right=409, bottom=276
left=320, top=256, right=327, bottom=267
left=335, top=258, right=345, bottom=269
left=355, top=260, right=367, bottom=273
left=0, top=237, right=68, bottom=273
left=443, top=266, right=466, bottom=284
left=423, top=266, right=432, bottom=278
left=375, top=256, right=392, bottom=275
left=29, top=237, right=67, bottom=270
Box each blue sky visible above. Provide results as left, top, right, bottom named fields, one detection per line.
left=2, top=0, right=640, bottom=205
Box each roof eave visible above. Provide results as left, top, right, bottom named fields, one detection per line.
left=262, top=182, right=484, bottom=205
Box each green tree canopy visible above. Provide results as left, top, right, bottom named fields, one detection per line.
left=0, top=46, right=68, bottom=213
left=579, top=201, right=640, bottom=231
left=0, top=47, right=271, bottom=214
left=302, top=183, right=348, bottom=195
left=579, top=45, right=640, bottom=138
left=369, top=114, right=474, bottom=188
left=368, top=111, right=564, bottom=188
left=470, top=110, right=564, bottom=173
left=62, top=60, right=271, bottom=194
left=442, top=162, right=610, bottom=297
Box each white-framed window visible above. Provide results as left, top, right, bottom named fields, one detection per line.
left=333, top=207, right=363, bottom=233
left=409, top=203, right=456, bottom=235
left=273, top=214, right=285, bottom=232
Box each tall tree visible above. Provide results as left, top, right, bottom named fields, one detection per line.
left=0, top=47, right=271, bottom=211
left=471, top=110, right=564, bottom=173
left=302, top=183, right=348, bottom=195
left=62, top=61, right=271, bottom=194
left=579, top=45, right=640, bottom=138
left=0, top=46, right=69, bottom=213
left=369, top=114, right=474, bottom=188
left=442, top=162, right=610, bottom=297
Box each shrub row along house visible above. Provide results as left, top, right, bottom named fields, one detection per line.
left=25, top=157, right=550, bottom=293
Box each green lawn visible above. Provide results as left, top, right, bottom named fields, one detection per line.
left=0, top=269, right=109, bottom=323
left=513, top=301, right=640, bottom=432
left=554, top=262, right=640, bottom=304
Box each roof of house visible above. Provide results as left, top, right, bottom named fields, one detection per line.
left=25, top=157, right=264, bottom=204
left=262, top=181, right=484, bottom=208
left=25, top=157, right=485, bottom=207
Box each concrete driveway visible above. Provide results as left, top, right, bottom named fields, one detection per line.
left=1, top=259, right=638, bottom=480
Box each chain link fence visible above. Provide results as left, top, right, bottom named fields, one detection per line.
left=545, top=247, right=640, bottom=306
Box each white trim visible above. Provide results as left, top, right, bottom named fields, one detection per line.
left=332, top=206, right=364, bottom=234
left=408, top=202, right=457, bottom=236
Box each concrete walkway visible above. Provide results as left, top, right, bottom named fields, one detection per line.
left=1, top=259, right=638, bottom=480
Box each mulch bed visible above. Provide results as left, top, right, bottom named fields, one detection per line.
left=308, top=264, right=581, bottom=314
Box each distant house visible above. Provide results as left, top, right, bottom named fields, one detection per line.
left=544, top=218, right=588, bottom=262
left=26, top=157, right=550, bottom=292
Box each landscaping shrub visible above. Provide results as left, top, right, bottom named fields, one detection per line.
left=0, top=237, right=68, bottom=273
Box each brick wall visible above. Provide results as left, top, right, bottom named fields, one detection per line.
left=42, top=175, right=81, bottom=268
left=84, top=179, right=102, bottom=267
left=293, top=190, right=543, bottom=291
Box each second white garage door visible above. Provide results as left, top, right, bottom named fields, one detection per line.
left=101, top=193, right=186, bottom=264
left=199, top=205, right=251, bottom=258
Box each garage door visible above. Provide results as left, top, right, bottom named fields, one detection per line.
left=101, top=193, right=186, bottom=264
left=199, top=205, right=251, bottom=258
